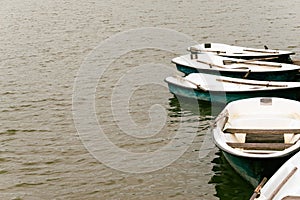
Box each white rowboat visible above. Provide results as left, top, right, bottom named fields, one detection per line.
left=165, top=73, right=300, bottom=103
left=172, top=53, right=300, bottom=81
left=212, top=97, right=300, bottom=186
left=254, top=151, right=300, bottom=200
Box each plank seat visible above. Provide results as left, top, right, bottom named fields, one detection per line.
left=246, top=133, right=284, bottom=143
left=226, top=142, right=293, bottom=150
left=224, top=128, right=300, bottom=134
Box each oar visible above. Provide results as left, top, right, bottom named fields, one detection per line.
left=268, top=167, right=298, bottom=200
left=247, top=56, right=281, bottom=61
left=249, top=177, right=268, bottom=200
left=243, top=48, right=279, bottom=54
left=223, top=60, right=282, bottom=68
left=197, top=60, right=249, bottom=69
left=176, top=76, right=207, bottom=91
left=216, top=78, right=288, bottom=87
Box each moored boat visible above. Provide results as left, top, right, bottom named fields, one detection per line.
left=164, top=73, right=300, bottom=103
left=211, top=97, right=300, bottom=187
left=172, top=53, right=300, bottom=81
left=187, top=43, right=295, bottom=63
left=253, top=151, right=300, bottom=200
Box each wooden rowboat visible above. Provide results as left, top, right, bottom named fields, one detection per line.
left=172, top=53, right=300, bottom=81
left=253, top=151, right=300, bottom=200
left=164, top=73, right=300, bottom=103
left=187, top=43, right=295, bottom=63
left=212, top=97, right=300, bottom=187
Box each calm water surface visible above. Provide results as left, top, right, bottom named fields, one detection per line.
left=1, top=0, right=299, bottom=199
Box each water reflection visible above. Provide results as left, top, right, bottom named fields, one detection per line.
left=210, top=151, right=254, bottom=200
left=168, top=96, right=225, bottom=118
left=168, top=96, right=255, bottom=200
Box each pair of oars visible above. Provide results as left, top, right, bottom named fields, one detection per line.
left=216, top=78, right=288, bottom=87
left=196, top=59, right=282, bottom=69
left=196, top=60, right=249, bottom=69
left=223, top=59, right=282, bottom=68
left=176, top=75, right=287, bottom=91
left=188, top=46, right=280, bottom=55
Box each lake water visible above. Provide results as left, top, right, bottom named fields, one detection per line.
left=1, top=0, right=299, bottom=199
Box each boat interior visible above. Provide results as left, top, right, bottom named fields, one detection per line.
left=222, top=115, right=300, bottom=154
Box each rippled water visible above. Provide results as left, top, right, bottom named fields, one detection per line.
left=1, top=0, right=300, bottom=199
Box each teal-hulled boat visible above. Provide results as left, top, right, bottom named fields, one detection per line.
left=164, top=73, right=300, bottom=104
left=172, top=53, right=300, bottom=81
left=212, top=97, right=300, bottom=186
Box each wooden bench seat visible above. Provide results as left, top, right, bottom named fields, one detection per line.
left=224, top=128, right=300, bottom=134
left=226, top=142, right=293, bottom=150
left=246, top=133, right=284, bottom=143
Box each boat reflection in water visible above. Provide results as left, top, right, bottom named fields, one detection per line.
left=168, top=95, right=225, bottom=118
left=169, top=96, right=253, bottom=200
left=209, top=151, right=253, bottom=200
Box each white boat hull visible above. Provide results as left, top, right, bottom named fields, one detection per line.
left=212, top=97, right=300, bottom=186
left=172, top=53, right=300, bottom=80
left=255, top=151, right=300, bottom=200
left=165, top=74, right=300, bottom=103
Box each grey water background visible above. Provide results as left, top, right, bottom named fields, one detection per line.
left=1, top=0, right=300, bottom=199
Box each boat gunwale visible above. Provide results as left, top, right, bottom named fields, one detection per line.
left=188, top=43, right=295, bottom=57
left=164, top=75, right=300, bottom=93
left=171, top=55, right=300, bottom=72
left=212, top=97, right=300, bottom=159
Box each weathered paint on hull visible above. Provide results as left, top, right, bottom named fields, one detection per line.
left=175, top=64, right=298, bottom=81
left=222, top=151, right=294, bottom=187
left=167, top=83, right=300, bottom=104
